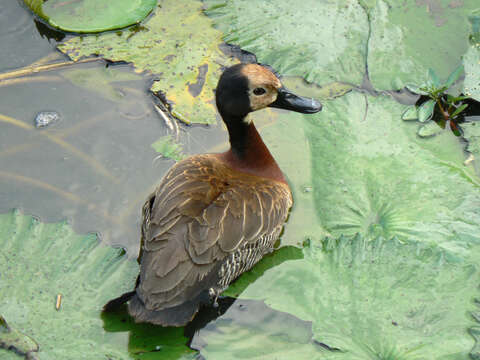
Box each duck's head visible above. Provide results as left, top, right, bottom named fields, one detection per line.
left=215, top=63, right=322, bottom=121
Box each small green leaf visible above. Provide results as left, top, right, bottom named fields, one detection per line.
left=406, top=84, right=428, bottom=95
left=417, top=121, right=442, bottom=138
left=401, top=106, right=418, bottom=121
left=418, top=99, right=435, bottom=123
left=448, top=94, right=470, bottom=103
left=428, top=68, right=441, bottom=88
left=452, top=103, right=469, bottom=118
left=445, top=64, right=464, bottom=89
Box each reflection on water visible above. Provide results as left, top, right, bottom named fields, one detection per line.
left=101, top=297, right=319, bottom=360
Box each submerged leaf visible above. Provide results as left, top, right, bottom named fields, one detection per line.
left=62, top=66, right=143, bottom=102
left=0, top=210, right=138, bottom=359
left=151, top=135, right=185, bottom=161
left=24, top=0, right=156, bottom=33
left=58, top=0, right=237, bottom=124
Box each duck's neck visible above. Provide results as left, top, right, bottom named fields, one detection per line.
left=217, top=115, right=286, bottom=183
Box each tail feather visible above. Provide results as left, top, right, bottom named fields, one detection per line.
left=103, top=291, right=136, bottom=312
left=128, top=291, right=210, bottom=327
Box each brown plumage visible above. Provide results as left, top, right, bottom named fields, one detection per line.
left=104, top=63, right=322, bottom=326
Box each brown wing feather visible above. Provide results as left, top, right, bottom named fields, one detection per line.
left=134, top=154, right=292, bottom=321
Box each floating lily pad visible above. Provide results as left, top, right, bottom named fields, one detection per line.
left=0, top=210, right=138, bottom=359
left=0, top=315, right=39, bottom=359
left=304, top=93, right=480, bottom=255
left=58, top=0, right=237, bottom=124
left=367, top=0, right=478, bottom=91
left=464, top=44, right=480, bottom=102
left=204, top=0, right=369, bottom=86
left=24, top=0, right=157, bottom=33
left=204, top=235, right=480, bottom=359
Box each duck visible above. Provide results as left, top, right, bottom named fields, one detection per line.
left=104, top=63, right=322, bottom=326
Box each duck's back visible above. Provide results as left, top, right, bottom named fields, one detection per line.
left=129, top=154, right=292, bottom=326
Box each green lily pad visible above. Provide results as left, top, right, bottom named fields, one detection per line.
left=0, top=210, right=139, bottom=359
left=463, top=44, right=480, bottom=102
left=200, top=235, right=480, bottom=359
left=24, top=0, right=156, bottom=33
left=58, top=0, right=237, bottom=125
left=0, top=315, right=39, bottom=359
left=304, top=93, right=480, bottom=255
left=367, top=0, right=478, bottom=91
left=204, top=0, right=369, bottom=86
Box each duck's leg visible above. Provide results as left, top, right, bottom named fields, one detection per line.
left=208, top=287, right=221, bottom=308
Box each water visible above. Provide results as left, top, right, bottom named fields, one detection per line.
left=0, top=1, right=229, bottom=256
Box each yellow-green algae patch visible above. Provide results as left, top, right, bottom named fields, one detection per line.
left=58, top=0, right=237, bottom=125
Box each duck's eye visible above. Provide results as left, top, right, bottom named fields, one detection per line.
left=253, top=87, right=266, bottom=96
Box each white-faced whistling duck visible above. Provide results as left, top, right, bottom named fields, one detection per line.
left=104, top=63, right=322, bottom=326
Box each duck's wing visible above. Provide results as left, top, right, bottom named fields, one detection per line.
left=134, top=155, right=291, bottom=324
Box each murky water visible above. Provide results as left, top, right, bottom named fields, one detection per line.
left=0, top=1, right=230, bottom=256
left=0, top=1, right=57, bottom=72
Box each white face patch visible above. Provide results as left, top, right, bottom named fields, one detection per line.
left=248, top=85, right=278, bottom=111
left=240, top=64, right=282, bottom=112
left=243, top=114, right=253, bottom=124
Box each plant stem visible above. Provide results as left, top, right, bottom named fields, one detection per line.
left=436, top=99, right=449, bottom=121
left=0, top=57, right=100, bottom=82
